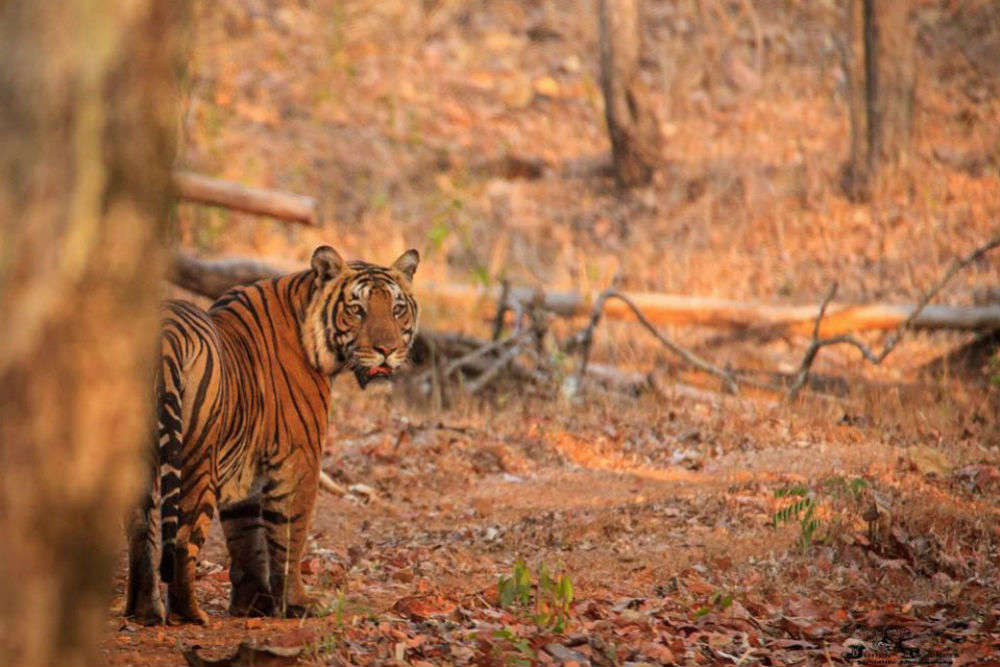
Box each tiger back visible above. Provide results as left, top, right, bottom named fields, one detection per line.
left=125, top=246, right=419, bottom=625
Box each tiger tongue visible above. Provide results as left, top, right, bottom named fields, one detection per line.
left=368, top=365, right=391, bottom=376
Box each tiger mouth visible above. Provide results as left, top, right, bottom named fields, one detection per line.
left=353, top=364, right=394, bottom=388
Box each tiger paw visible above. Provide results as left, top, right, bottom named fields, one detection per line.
left=230, top=588, right=275, bottom=617
left=167, top=594, right=209, bottom=625
left=279, top=594, right=321, bottom=619
left=168, top=607, right=209, bottom=626
left=126, top=596, right=166, bottom=626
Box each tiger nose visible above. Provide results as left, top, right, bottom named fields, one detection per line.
left=374, top=343, right=396, bottom=357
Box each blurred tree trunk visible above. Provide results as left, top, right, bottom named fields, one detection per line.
left=841, top=0, right=916, bottom=200
left=598, top=0, right=662, bottom=189
left=0, top=2, right=185, bottom=665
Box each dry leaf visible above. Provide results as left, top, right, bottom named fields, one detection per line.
left=182, top=643, right=301, bottom=667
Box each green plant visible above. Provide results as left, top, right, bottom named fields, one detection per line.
left=534, top=563, right=574, bottom=633
left=492, top=627, right=534, bottom=667
left=498, top=561, right=574, bottom=632
left=771, top=485, right=817, bottom=551
left=310, top=632, right=340, bottom=657
left=498, top=561, right=532, bottom=607
left=771, top=477, right=868, bottom=552
left=823, top=475, right=868, bottom=500
left=694, top=590, right=733, bottom=617
left=332, top=588, right=346, bottom=627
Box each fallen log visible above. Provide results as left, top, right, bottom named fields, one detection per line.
left=173, top=171, right=319, bottom=226
left=169, top=253, right=1000, bottom=335
left=169, top=253, right=299, bottom=299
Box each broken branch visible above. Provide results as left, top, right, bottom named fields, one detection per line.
left=787, top=235, right=1000, bottom=401
left=575, top=288, right=739, bottom=394
left=173, top=171, right=319, bottom=226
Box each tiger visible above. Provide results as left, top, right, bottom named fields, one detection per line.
left=125, top=245, right=419, bottom=624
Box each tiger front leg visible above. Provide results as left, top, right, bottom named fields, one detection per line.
left=263, top=467, right=319, bottom=618
left=220, top=496, right=274, bottom=617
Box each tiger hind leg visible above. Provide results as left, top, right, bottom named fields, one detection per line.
left=125, top=430, right=165, bottom=625
left=221, top=496, right=274, bottom=617
left=165, top=486, right=215, bottom=625
left=125, top=495, right=165, bottom=625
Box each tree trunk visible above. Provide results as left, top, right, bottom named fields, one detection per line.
left=841, top=0, right=915, bottom=200
left=841, top=0, right=869, bottom=200
left=0, top=2, right=184, bottom=665
left=598, top=0, right=662, bottom=189
left=869, top=0, right=915, bottom=169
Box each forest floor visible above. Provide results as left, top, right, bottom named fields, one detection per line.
left=104, top=0, right=1000, bottom=664
left=102, top=374, right=1000, bottom=666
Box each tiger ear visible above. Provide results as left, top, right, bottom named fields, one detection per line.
left=391, top=248, right=419, bottom=281
left=311, top=245, right=345, bottom=282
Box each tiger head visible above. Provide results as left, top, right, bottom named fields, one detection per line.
left=303, top=245, right=419, bottom=387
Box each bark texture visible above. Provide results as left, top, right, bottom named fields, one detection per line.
left=0, top=2, right=185, bottom=664
left=598, top=0, right=662, bottom=189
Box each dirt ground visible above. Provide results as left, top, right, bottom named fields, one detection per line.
left=103, top=0, right=1000, bottom=664
left=102, top=373, right=1000, bottom=666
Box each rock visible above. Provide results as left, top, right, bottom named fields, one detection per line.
left=544, top=644, right=591, bottom=666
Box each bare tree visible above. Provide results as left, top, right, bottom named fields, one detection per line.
left=0, top=1, right=185, bottom=664
left=841, top=0, right=916, bottom=200
left=598, top=0, right=663, bottom=189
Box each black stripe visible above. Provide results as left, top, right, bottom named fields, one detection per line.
left=220, top=503, right=262, bottom=521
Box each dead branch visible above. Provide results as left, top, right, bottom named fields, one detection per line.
left=787, top=282, right=840, bottom=399
left=575, top=288, right=739, bottom=394
left=787, top=235, right=1000, bottom=400
left=444, top=331, right=529, bottom=379
left=466, top=341, right=524, bottom=394
left=173, top=171, right=319, bottom=226
left=318, top=471, right=348, bottom=495
left=170, top=252, right=287, bottom=299
left=318, top=471, right=398, bottom=516
left=491, top=280, right=511, bottom=341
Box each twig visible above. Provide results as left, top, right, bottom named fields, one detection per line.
left=318, top=471, right=348, bottom=495
left=429, top=338, right=443, bottom=414
left=466, top=342, right=524, bottom=394
left=492, top=280, right=511, bottom=341
left=787, top=235, right=1000, bottom=401
left=575, top=288, right=740, bottom=394
left=574, top=289, right=613, bottom=389
left=443, top=331, right=528, bottom=378
left=787, top=282, right=840, bottom=400
left=318, top=471, right=398, bottom=516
